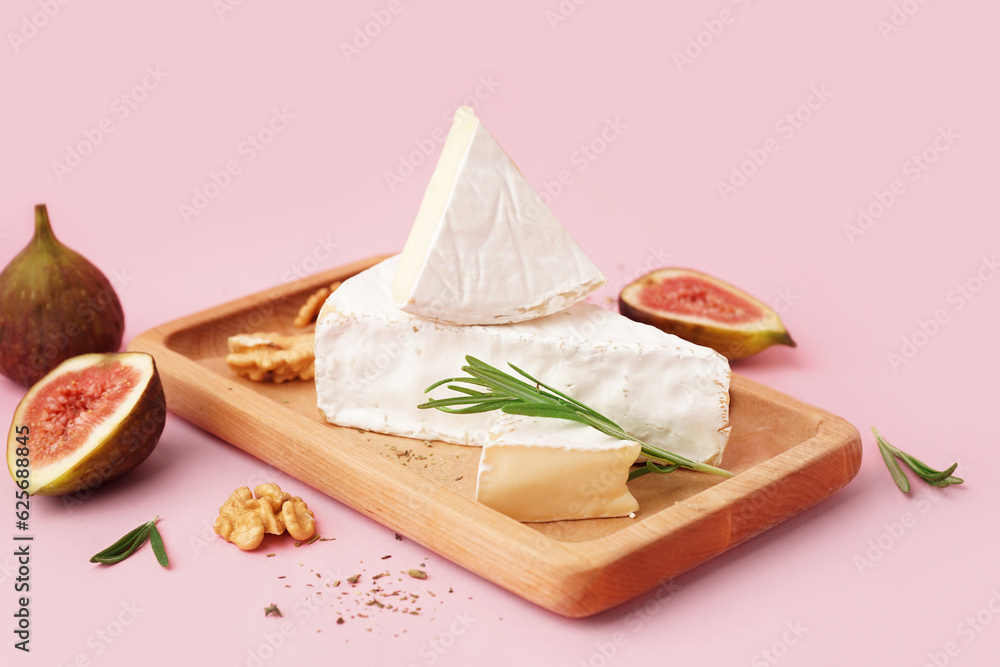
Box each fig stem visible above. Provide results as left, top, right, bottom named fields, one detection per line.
left=33, top=203, right=58, bottom=246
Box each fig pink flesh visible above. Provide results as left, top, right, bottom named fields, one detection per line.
left=637, top=276, right=763, bottom=325
left=23, top=361, right=139, bottom=468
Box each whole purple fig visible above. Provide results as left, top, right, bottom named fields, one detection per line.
left=0, top=204, right=125, bottom=386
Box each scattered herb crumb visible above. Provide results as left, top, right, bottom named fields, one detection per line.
left=394, top=533, right=402, bottom=541
left=381, top=555, right=392, bottom=560
left=337, top=618, right=345, bottom=625
left=347, top=574, right=361, bottom=584
left=264, top=604, right=282, bottom=617
left=454, top=476, right=463, bottom=481
left=407, top=569, right=428, bottom=580
left=266, top=553, right=276, bottom=557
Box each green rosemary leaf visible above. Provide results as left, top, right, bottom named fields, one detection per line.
left=89, top=520, right=152, bottom=562
left=499, top=402, right=592, bottom=424
left=893, top=450, right=959, bottom=483
left=434, top=399, right=521, bottom=414
left=926, top=476, right=964, bottom=488
left=91, top=525, right=151, bottom=564
left=424, top=376, right=491, bottom=394
left=149, top=522, right=170, bottom=568
left=628, top=460, right=681, bottom=481
left=875, top=430, right=911, bottom=492
left=418, top=395, right=507, bottom=409
left=445, top=385, right=490, bottom=397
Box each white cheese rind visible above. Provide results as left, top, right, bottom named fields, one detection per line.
left=477, top=414, right=641, bottom=522
left=391, top=106, right=606, bottom=325
left=315, top=256, right=731, bottom=464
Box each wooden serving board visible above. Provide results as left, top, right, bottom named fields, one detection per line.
left=128, top=254, right=862, bottom=618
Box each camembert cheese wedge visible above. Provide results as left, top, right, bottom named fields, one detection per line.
left=315, top=256, right=731, bottom=464
left=391, top=106, right=606, bottom=325
left=477, top=414, right=641, bottom=522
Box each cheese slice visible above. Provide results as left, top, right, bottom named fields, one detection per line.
left=477, top=414, right=641, bottom=522
left=391, top=106, right=606, bottom=325
left=315, top=256, right=731, bottom=464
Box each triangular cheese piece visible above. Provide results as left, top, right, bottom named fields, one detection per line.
left=392, top=106, right=606, bottom=325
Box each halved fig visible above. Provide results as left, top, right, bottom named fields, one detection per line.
left=7, top=352, right=166, bottom=495
left=619, top=268, right=795, bottom=360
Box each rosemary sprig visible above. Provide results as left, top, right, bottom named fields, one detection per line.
left=90, top=516, right=170, bottom=567
left=873, top=428, right=963, bottom=493
left=418, top=355, right=732, bottom=478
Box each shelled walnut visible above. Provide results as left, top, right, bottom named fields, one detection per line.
left=294, top=281, right=341, bottom=327
left=214, top=483, right=316, bottom=551
left=226, top=332, right=314, bottom=383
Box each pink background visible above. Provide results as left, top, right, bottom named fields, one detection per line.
left=2, top=1, right=999, bottom=665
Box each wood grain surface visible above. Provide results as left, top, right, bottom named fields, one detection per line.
left=128, top=254, right=862, bottom=617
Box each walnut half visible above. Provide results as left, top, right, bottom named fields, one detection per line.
left=213, top=483, right=316, bottom=550
left=226, top=332, right=314, bottom=383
